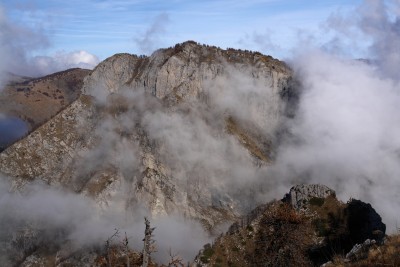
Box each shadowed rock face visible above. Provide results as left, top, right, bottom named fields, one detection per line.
left=346, top=199, right=386, bottom=244
left=0, top=41, right=295, bottom=228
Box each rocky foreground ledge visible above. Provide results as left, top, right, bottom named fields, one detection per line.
left=195, top=184, right=389, bottom=267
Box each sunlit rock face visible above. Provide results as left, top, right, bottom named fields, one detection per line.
left=0, top=41, right=295, bottom=228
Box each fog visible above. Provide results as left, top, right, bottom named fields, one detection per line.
left=272, top=51, right=400, bottom=231
left=0, top=177, right=210, bottom=264
left=271, top=0, right=400, bottom=231
left=134, top=13, right=170, bottom=55
left=1, top=0, right=400, bottom=265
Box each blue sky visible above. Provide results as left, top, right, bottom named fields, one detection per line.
left=1, top=0, right=364, bottom=61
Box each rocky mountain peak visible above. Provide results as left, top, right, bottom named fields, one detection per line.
left=0, top=41, right=295, bottom=230
left=83, top=41, right=291, bottom=105
left=0, top=42, right=300, bottom=265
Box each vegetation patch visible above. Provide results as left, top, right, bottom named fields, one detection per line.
left=200, top=244, right=214, bottom=264
left=309, top=197, right=325, bottom=207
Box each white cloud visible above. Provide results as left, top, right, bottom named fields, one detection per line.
left=31, top=50, right=100, bottom=76
left=0, top=4, right=100, bottom=85
left=134, top=13, right=170, bottom=55
left=271, top=0, right=400, bottom=233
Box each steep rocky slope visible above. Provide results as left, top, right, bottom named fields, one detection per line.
left=0, top=41, right=294, bottom=229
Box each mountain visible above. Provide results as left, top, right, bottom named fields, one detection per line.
left=0, top=41, right=293, bottom=226
left=0, top=41, right=397, bottom=266
left=6, top=41, right=396, bottom=266
left=0, top=41, right=298, bottom=265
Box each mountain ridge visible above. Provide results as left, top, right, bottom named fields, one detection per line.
left=0, top=41, right=300, bottom=266
left=0, top=41, right=294, bottom=225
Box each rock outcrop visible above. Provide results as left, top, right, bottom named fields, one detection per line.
left=283, top=184, right=336, bottom=210
left=195, top=184, right=387, bottom=267
left=345, top=239, right=376, bottom=262
left=346, top=199, right=386, bottom=244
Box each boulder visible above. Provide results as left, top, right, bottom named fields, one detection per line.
left=345, top=199, right=386, bottom=244
left=283, top=184, right=336, bottom=210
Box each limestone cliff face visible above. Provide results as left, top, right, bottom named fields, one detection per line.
left=0, top=41, right=294, bottom=228
left=83, top=41, right=292, bottom=132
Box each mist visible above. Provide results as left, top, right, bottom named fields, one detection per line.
left=1, top=0, right=400, bottom=265
left=271, top=0, right=400, bottom=232
left=0, top=177, right=210, bottom=264
left=134, top=13, right=170, bottom=55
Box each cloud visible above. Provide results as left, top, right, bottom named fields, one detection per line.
left=2, top=1, right=400, bottom=265
left=270, top=0, right=400, bottom=232
left=30, top=50, right=100, bottom=76
left=0, top=4, right=99, bottom=88
left=134, top=13, right=170, bottom=55
left=0, top=177, right=209, bottom=265
left=0, top=4, right=49, bottom=85
left=238, top=29, right=281, bottom=54
left=323, top=0, right=400, bottom=79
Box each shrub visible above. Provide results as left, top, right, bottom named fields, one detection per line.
left=309, top=197, right=325, bottom=207
left=200, top=244, right=214, bottom=264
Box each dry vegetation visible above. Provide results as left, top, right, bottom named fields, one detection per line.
left=0, top=68, right=90, bottom=132
left=195, top=195, right=393, bottom=267
left=195, top=202, right=315, bottom=267
left=166, top=41, right=291, bottom=75
left=326, top=234, right=400, bottom=267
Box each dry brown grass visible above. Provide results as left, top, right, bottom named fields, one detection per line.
left=94, top=245, right=154, bottom=267
left=0, top=68, right=89, bottom=132
left=196, top=202, right=315, bottom=267
left=346, top=234, right=400, bottom=267
left=275, top=203, right=306, bottom=224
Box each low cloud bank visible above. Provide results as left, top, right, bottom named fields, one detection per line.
left=271, top=0, right=400, bottom=231
left=0, top=178, right=209, bottom=264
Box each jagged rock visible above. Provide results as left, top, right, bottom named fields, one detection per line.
left=346, top=199, right=386, bottom=244
left=201, top=185, right=388, bottom=267
left=282, top=184, right=336, bottom=210
left=345, top=239, right=376, bottom=262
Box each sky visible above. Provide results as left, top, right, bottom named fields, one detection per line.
left=1, top=0, right=365, bottom=69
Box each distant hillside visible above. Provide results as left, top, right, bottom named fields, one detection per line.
left=0, top=68, right=90, bottom=132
